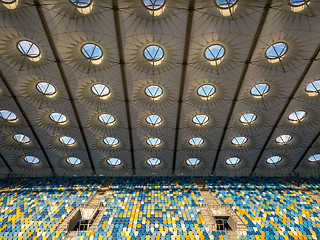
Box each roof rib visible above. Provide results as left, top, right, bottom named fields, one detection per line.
left=0, top=70, right=55, bottom=175
left=112, top=0, right=135, bottom=175
left=172, top=0, right=195, bottom=175
left=251, top=43, right=320, bottom=174
left=211, top=0, right=273, bottom=174
left=34, top=0, right=96, bottom=175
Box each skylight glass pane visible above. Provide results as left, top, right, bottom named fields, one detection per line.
left=17, top=40, right=40, bottom=57
left=82, top=43, right=103, bottom=60
left=288, top=111, right=306, bottom=123
left=308, top=154, right=320, bottom=162
left=197, top=84, right=216, bottom=98
left=49, top=112, right=67, bottom=124
left=145, top=85, right=163, bottom=98
left=266, top=156, right=282, bottom=164
left=103, top=137, right=119, bottom=147
left=305, top=80, right=320, bottom=95
left=142, top=0, right=165, bottom=10
left=275, top=134, right=292, bottom=145
left=13, top=134, right=31, bottom=144
left=146, top=158, right=161, bottom=166
left=24, top=155, right=40, bottom=164
left=36, top=82, right=56, bottom=95
left=192, top=114, right=209, bottom=126
left=107, top=157, right=122, bottom=166
left=91, top=83, right=110, bottom=97
left=66, top=157, right=81, bottom=165
left=215, top=0, right=237, bottom=8
left=266, top=42, right=287, bottom=59
left=204, top=44, right=225, bottom=61
left=98, top=113, right=115, bottom=124
left=146, top=137, right=162, bottom=147
left=70, top=0, right=92, bottom=7
left=144, top=45, right=164, bottom=62
left=231, top=136, right=248, bottom=146
left=188, top=137, right=204, bottom=147
left=239, top=113, right=257, bottom=125
left=0, top=110, right=17, bottom=122
left=288, top=0, right=309, bottom=6
left=186, top=158, right=200, bottom=166
left=250, top=83, right=269, bottom=97
left=226, top=157, right=240, bottom=165
left=59, top=136, right=76, bottom=146
left=146, top=114, right=162, bottom=126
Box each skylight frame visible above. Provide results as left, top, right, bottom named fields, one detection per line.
left=145, top=114, right=163, bottom=127
left=143, top=45, right=164, bottom=64
left=288, top=110, right=307, bottom=123
left=107, top=157, right=122, bottom=166
left=265, top=42, right=288, bottom=62
left=66, top=156, right=82, bottom=165
left=197, top=84, right=216, bottom=99
left=59, top=136, right=76, bottom=146
left=0, top=110, right=17, bottom=122
left=215, top=0, right=238, bottom=9
left=225, top=157, right=241, bottom=166
left=81, top=43, right=103, bottom=64
left=305, top=80, right=320, bottom=96
left=204, top=44, right=225, bottom=64
left=188, top=137, right=204, bottom=147
left=70, top=0, right=92, bottom=8
left=17, top=39, right=41, bottom=60
left=239, top=113, right=257, bottom=125
left=186, top=158, right=201, bottom=166
left=146, top=157, right=161, bottom=166
left=103, top=137, right=119, bottom=147
left=308, top=154, right=320, bottom=163
left=142, top=0, right=165, bottom=10
left=145, top=85, right=163, bottom=99
left=23, top=155, right=40, bottom=164
left=231, top=136, right=248, bottom=146
left=13, top=134, right=31, bottom=144
left=250, top=83, right=270, bottom=97
left=36, top=82, right=57, bottom=97
left=98, top=113, right=116, bottom=125
left=49, top=112, right=68, bottom=124
left=146, top=137, right=162, bottom=147
left=275, top=134, right=292, bottom=145
left=266, top=155, right=282, bottom=164
left=192, top=114, right=209, bottom=126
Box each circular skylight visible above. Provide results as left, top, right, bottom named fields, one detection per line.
left=197, top=84, right=216, bottom=99
left=288, top=0, right=309, bottom=6
left=215, top=0, right=237, bottom=8
left=192, top=114, right=209, bottom=126
left=107, top=157, right=122, bottom=166
left=13, top=134, right=31, bottom=144
left=91, top=83, right=110, bottom=98
left=24, top=155, right=40, bottom=164
left=275, top=134, right=292, bottom=145
left=0, top=110, right=17, bottom=122
left=142, top=0, right=165, bottom=10
left=250, top=83, right=270, bottom=97
left=239, top=113, right=257, bottom=125
left=226, top=157, right=240, bottom=166
left=145, top=85, right=163, bottom=99
left=145, top=114, right=162, bottom=127
left=66, top=156, right=81, bottom=165
left=36, top=82, right=56, bottom=96
left=265, top=42, right=287, bottom=60
left=308, top=154, right=320, bottom=163
left=305, top=80, right=320, bottom=96
left=103, top=137, right=119, bottom=147
left=17, top=40, right=41, bottom=58
left=81, top=43, right=103, bottom=60
left=59, top=136, right=76, bottom=146
left=146, top=158, right=161, bottom=166
left=98, top=113, right=115, bottom=125
left=144, top=45, right=164, bottom=62
left=70, top=0, right=92, bottom=7
left=49, top=112, right=67, bottom=124
left=288, top=110, right=306, bottom=123
left=1, top=0, right=17, bottom=3
left=204, top=44, right=225, bottom=61
left=266, top=156, right=282, bottom=164
left=188, top=137, right=204, bottom=147
left=146, top=137, right=162, bottom=147
left=186, top=158, right=200, bottom=166
left=231, top=136, right=248, bottom=146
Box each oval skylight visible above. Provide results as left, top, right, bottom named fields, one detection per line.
left=239, top=113, right=257, bottom=125
left=70, top=0, right=92, bottom=7
left=17, top=40, right=41, bottom=58
left=24, top=155, right=40, bottom=164
left=146, top=157, right=161, bottom=166
left=146, top=137, right=162, bottom=147
left=81, top=43, right=103, bottom=62
left=142, top=0, right=165, bottom=10
left=266, top=156, right=282, bottom=164
left=226, top=157, right=240, bottom=166
left=188, top=137, right=204, bottom=147
left=36, top=82, right=56, bottom=96
left=275, top=134, right=292, bottom=145
left=49, top=112, right=67, bottom=124
left=231, top=136, right=248, bottom=146
left=144, top=45, right=164, bottom=63
left=197, top=84, right=216, bottom=99
left=204, top=44, right=225, bottom=62
left=13, top=134, right=31, bottom=144
left=145, top=114, right=162, bottom=127
left=59, top=136, right=76, bottom=146
left=98, top=113, right=115, bottom=125
left=308, top=154, right=320, bottom=163
left=145, top=85, right=163, bottom=99
left=1, top=0, right=18, bottom=9
left=107, top=157, right=122, bottom=166
left=250, top=83, right=270, bottom=97
left=215, top=0, right=237, bottom=8
left=103, top=137, right=119, bottom=147
left=288, top=0, right=309, bottom=6
left=305, top=80, right=320, bottom=96
left=66, top=157, right=81, bottom=165
left=265, top=42, right=287, bottom=61
left=186, top=158, right=200, bottom=166
left=91, top=83, right=110, bottom=98
left=0, top=110, right=17, bottom=122
left=288, top=110, right=306, bottom=123
left=192, top=114, right=209, bottom=126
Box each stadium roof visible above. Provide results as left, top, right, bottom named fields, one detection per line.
left=0, top=0, right=319, bottom=177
